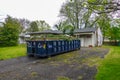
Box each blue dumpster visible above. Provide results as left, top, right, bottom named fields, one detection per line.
left=26, top=39, right=81, bottom=57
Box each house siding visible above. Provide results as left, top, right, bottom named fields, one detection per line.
left=97, top=28, right=103, bottom=46
left=92, top=33, right=96, bottom=47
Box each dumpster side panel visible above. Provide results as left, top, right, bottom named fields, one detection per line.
left=61, top=40, right=65, bottom=52
left=57, top=40, right=62, bottom=54
left=35, top=41, right=47, bottom=57
left=46, top=41, right=54, bottom=56
left=27, top=41, right=33, bottom=56
left=32, top=41, right=36, bottom=54
left=53, top=41, right=58, bottom=54
left=64, top=40, right=68, bottom=52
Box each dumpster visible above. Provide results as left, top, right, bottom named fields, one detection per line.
left=26, top=39, right=81, bottom=57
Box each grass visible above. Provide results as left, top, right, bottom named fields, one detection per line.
left=82, top=56, right=102, bottom=67
left=46, top=50, right=80, bottom=64
left=96, top=46, right=120, bottom=80
left=57, top=76, right=71, bottom=80
left=0, top=44, right=26, bottom=60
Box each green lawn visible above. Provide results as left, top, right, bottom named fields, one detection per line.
left=0, top=45, right=26, bottom=60
left=96, top=46, right=120, bottom=80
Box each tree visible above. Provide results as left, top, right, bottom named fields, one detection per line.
left=59, top=0, right=107, bottom=29
left=54, top=21, right=63, bottom=31
left=97, top=13, right=111, bottom=41
left=60, top=0, right=87, bottom=29
left=28, top=21, right=39, bottom=32
left=27, top=20, right=51, bottom=32
left=0, top=16, right=21, bottom=47
left=60, top=0, right=120, bottom=38
left=87, top=0, right=120, bottom=14
left=36, top=20, right=51, bottom=31
left=0, top=27, right=3, bottom=43
left=54, top=20, right=74, bottom=35
left=109, top=26, right=120, bottom=45
left=54, top=20, right=67, bottom=31
left=63, top=24, right=74, bottom=35
left=17, top=18, right=31, bottom=33
left=60, top=0, right=120, bottom=28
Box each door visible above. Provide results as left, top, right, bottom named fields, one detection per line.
left=79, top=38, right=84, bottom=47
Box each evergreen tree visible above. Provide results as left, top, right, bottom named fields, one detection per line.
left=0, top=16, right=21, bottom=47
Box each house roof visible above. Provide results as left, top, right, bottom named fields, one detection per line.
left=19, top=33, right=30, bottom=38
left=27, top=27, right=98, bottom=35
left=74, top=27, right=97, bottom=33
left=27, top=30, right=63, bottom=35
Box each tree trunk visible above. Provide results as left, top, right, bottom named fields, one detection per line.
left=75, top=0, right=79, bottom=29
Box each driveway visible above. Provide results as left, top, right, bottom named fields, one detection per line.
left=0, top=47, right=109, bottom=80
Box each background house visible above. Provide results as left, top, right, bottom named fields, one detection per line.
left=74, top=27, right=103, bottom=47
left=23, top=28, right=103, bottom=47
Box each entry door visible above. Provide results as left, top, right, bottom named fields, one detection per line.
left=79, top=38, right=84, bottom=47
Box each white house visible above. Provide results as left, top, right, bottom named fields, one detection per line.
left=74, top=27, right=103, bottom=47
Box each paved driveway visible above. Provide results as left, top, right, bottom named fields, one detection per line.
left=0, top=47, right=109, bottom=80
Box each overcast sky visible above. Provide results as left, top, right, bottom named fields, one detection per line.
left=0, top=0, right=66, bottom=27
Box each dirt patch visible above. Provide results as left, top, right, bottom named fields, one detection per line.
left=0, top=47, right=109, bottom=80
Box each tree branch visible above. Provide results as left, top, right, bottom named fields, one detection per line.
left=88, top=1, right=120, bottom=13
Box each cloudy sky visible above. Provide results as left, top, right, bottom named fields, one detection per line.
left=0, top=0, right=66, bottom=27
